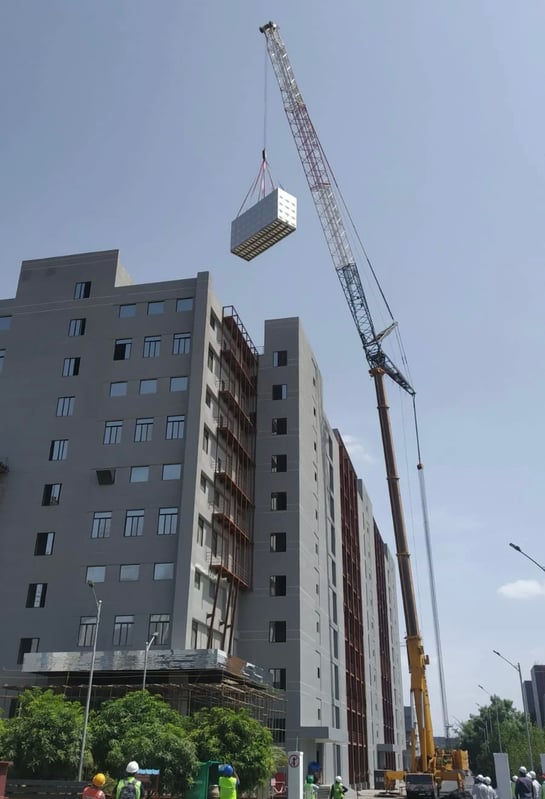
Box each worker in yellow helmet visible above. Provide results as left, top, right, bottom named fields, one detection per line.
left=82, top=774, right=107, bottom=799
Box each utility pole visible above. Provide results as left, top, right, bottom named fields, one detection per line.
left=142, top=632, right=157, bottom=691
left=478, top=684, right=503, bottom=753
left=493, top=650, right=533, bottom=768
left=77, top=581, right=102, bottom=781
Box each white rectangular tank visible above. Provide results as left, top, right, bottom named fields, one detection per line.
left=231, top=188, right=297, bottom=261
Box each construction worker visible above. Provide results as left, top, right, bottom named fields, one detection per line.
left=115, top=761, right=143, bottom=799
left=484, top=777, right=496, bottom=799
left=329, top=776, right=348, bottom=799
left=515, top=768, right=534, bottom=799
left=218, top=764, right=239, bottom=799
left=528, top=772, right=540, bottom=799
left=304, top=776, right=318, bottom=799
left=472, top=775, right=488, bottom=799
left=82, top=774, right=107, bottom=799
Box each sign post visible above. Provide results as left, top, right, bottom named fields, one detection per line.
left=287, top=752, right=303, bottom=799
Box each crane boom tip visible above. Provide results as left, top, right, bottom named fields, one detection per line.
left=259, top=21, right=277, bottom=33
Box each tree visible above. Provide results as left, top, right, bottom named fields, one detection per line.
left=185, top=707, right=275, bottom=792
left=0, top=688, right=83, bottom=778
left=457, top=697, right=545, bottom=778
left=90, top=690, right=199, bottom=796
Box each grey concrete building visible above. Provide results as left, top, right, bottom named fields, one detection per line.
left=0, top=250, right=405, bottom=787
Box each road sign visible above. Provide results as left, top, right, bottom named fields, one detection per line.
left=288, top=754, right=300, bottom=769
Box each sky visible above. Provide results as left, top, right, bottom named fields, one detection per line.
left=1, top=1, right=545, bottom=735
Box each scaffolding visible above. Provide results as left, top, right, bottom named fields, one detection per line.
left=207, top=307, right=259, bottom=653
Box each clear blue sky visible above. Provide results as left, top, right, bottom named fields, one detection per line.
left=2, top=1, right=544, bottom=735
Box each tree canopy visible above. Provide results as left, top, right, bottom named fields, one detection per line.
left=0, top=688, right=83, bottom=778
left=457, top=696, right=545, bottom=778
left=184, top=706, right=275, bottom=792
left=90, top=690, right=199, bottom=795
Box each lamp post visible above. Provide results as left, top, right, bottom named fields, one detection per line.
left=478, top=684, right=503, bottom=752
left=492, top=650, right=533, bottom=768
left=142, top=632, right=157, bottom=691
left=77, top=581, right=102, bottom=781
left=508, top=543, right=545, bottom=573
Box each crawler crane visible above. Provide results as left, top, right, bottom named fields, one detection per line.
left=260, top=21, right=468, bottom=792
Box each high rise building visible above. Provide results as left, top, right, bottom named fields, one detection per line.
left=0, top=250, right=404, bottom=786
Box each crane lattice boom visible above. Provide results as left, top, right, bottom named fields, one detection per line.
left=260, top=21, right=414, bottom=396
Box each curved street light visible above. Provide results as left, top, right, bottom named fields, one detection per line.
left=508, top=543, right=545, bottom=574
left=77, top=581, right=102, bottom=781
left=492, top=650, right=533, bottom=768
left=478, top=684, right=503, bottom=752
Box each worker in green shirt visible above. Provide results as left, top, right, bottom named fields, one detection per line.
left=218, top=765, right=239, bottom=799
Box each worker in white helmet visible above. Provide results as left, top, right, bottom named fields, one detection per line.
left=515, top=768, right=534, bottom=799
left=528, top=772, right=540, bottom=799
left=472, top=775, right=488, bottom=799
left=484, top=776, right=496, bottom=799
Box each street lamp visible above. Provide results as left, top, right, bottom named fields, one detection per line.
left=77, top=581, right=102, bottom=781
left=509, top=543, right=545, bottom=573
left=142, top=632, right=158, bottom=691
left=478, top=684, right=503, bottom=752
left=492, top=650, right=533, bottom=768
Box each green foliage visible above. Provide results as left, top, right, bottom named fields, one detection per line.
left=89, top=690, right=199, bottom=796
left=185, top=707, right=275, bottom=792
left=457, top=696, right=545, bottom=778
left=0, top=688, right=83, bottom=778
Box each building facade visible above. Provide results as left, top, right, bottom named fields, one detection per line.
left=0, top=250, right=405, bottom=786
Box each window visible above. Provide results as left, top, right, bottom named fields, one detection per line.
left=0, top=349, right=5, bottom=373
left=191, top=620, right=198, bottom=648
left=139, top=379, right=157, bottom=394
left=205, top=389, right=212, bottom=406
left=34, top=531, right=55, bottom=556
left=62, top=357, right=80, bottom=376
left=143, top=335, right=161, bottom=358
left=271, top=454, right=287, bottom=473
left=113, top=338, right=132, bottom=360
left=200, top=474, right=207, bottom=493
left=91, top=511, right=112, bottom=538
left=207, top=346, right=215, bottom=371
left=0, top=316, right=12, bottom=330
left=211, top=530, right=219, bottom=556
left=42, top=483, right=62, bottom=505
left=119, top=304, right=136, bottom=318
left=120, top=564, right=140, bottom=581
left=272, top=417, right=287, bottom=435
left=134, top=417, right=153, bottom=442
left=272, top=384, right=288, bottom=400
left=270, top=532, right=286, bottom=552
left=330, top=524, right=336, bottom=555
left=203, top=428, right=210, bottom=453
left=74, top=281, right=91, bottom=299
left=328, top=435, right=333, bottom=459
left=149, top=613, right=170, bottom=645
left=96, top=468, right=115, bottom=485
left=173, top=332, right=191, bottom=355
left=170, top=376, right=188, bottom=392
left=162, top=463, right=181, bottom=480
left=110, top=381, right=127, bottom=397
left=269, top=621, right=287, bottom=643
left=176, top=297, right=193, bottom=312
left=124, top=509, right=144, bottom=536
left=86, top=565, right=105, bottom=583
left=271, top=492, right=287, bottom=511
left=49, top=439, right=68, bottom=461
left=104, top=420, right=123, bottom=444
left=197, top=517, right=205, bottom=545
left=158, top=507, right=178, bottom=535
left=17, top=637, right=39, bottom=665
left=273, top=350, right=287, bottom=367
left=56, top=396, right=74, bottom=417
left=130, top=466, right=149, bottom=483
left=78, top=616, right=97, bottom=647
left=269, top=668, right=286, bottom=690
left=194, top=570, right=201, bottom=589
left=166, top=415, right=184, bottom=439
left=26, top=583, right=47, bottom=608
left=148, top=300, right=164, bottom=315
left=113, top=615, right=134, bottom=646
left=209, top=310, right=217, bottom=330
left=68, top=318, right=86, bottom=336
left=270, top=575, right=287, bottom=596
left=154, top=562, right=174, bottom=580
